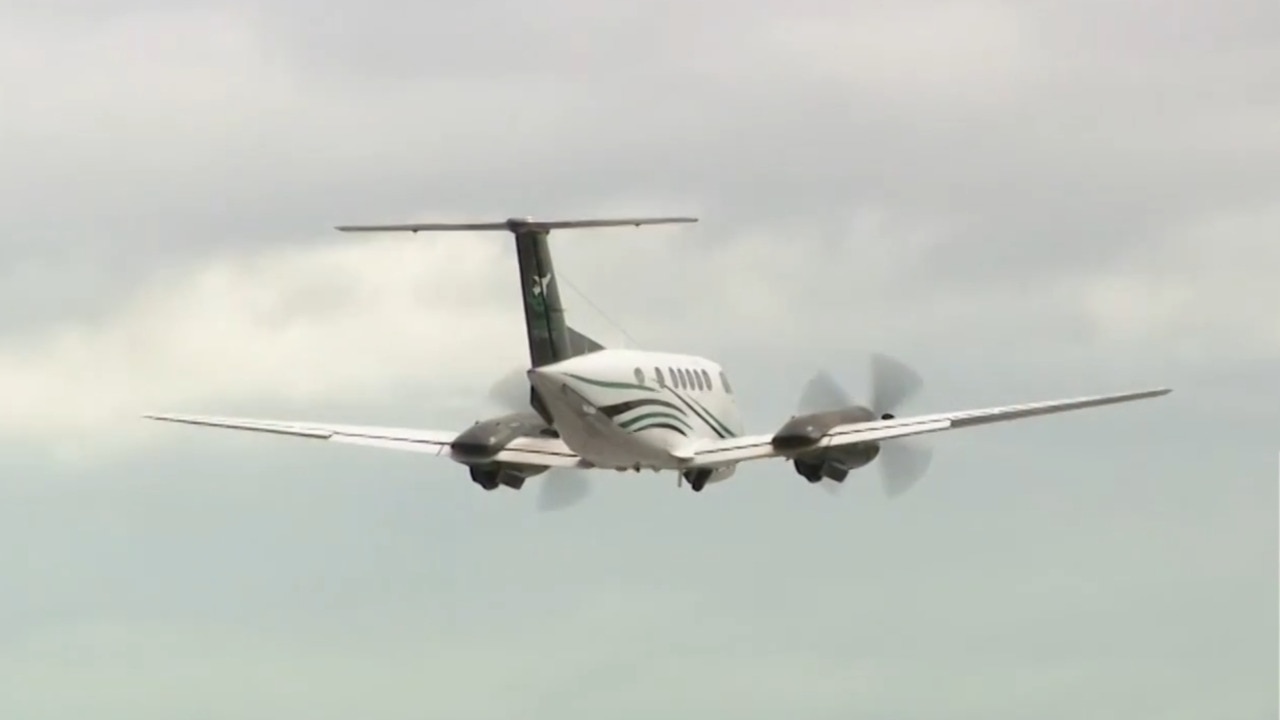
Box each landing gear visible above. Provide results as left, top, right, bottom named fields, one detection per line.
left=793, top=459, right=824, bottom=484
left=683, top=469, right=712, bottom=492
left=468, top=466, right=502, bottom=491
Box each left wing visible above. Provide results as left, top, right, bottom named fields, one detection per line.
left=143, top=413, right=586, bottom=467
left=689, top=387, right=1171, bottom=468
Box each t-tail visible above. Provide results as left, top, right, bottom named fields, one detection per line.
left=335, top=215, right=697, bottom=422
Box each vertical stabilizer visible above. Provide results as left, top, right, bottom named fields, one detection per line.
left=513, top=225, right=570, bottom=368
left=334, top=215, right=697, bottom=422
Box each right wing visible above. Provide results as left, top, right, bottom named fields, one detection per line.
left=688, top=387, right=1172, bottom=468
left=142, top=413, right=586, bottom=468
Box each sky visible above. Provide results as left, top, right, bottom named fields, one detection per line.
left=0, top=0, right=1276, bottom=717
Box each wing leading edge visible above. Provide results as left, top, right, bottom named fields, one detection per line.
left=142, top=413, right=585, bottom=468
left=688, top=387, right=1172, bottom=468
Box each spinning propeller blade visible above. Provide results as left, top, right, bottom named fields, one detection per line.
left=484, top=367, right=592, bottom=512
left=486, top=367, right=530, bottom=411
left=796, top=353, right=934, bottom=498
left=869, top=352, right=923, bottom=416
left=536, top=469, right=592, bottom=511
left=878, top=438, right=933, bottom=497
left=797, top=370, right=852, bottom=415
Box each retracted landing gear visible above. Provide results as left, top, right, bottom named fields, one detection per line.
left=681, top=469, right=712, bottom=492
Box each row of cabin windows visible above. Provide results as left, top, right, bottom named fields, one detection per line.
left=632, top=366, right=734, bottom=394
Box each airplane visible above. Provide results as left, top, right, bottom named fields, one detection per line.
left=144, top=215, right=1171, bottom=503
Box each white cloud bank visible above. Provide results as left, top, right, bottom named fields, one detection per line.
left=0, top=236, right=524, bottom=446
left=0, top=200, right=1274, bottom=455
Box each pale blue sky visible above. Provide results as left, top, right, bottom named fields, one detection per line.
left=0, top=0, right=1275, bottom=718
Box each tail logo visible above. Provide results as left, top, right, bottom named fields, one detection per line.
left=529, top=272, right=552, bottom=313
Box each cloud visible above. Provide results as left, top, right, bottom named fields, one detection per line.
left=1073, top=202, right=1280, bottom=359
left=0, top=234, right=525, bottom=449
left=0, top=197, right=1273, bottom=458
left=0, top=1, right=1275, bottom=718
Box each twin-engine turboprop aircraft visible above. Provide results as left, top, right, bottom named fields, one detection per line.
left=145, top=216, right=1170, bottom=502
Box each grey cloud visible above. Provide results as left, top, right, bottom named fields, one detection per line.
left=3, top=0, right=1275, bottom=274
left=0, top=0, right=1275, bottom=717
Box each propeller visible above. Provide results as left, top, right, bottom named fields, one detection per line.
left=484, top=367, right=592, bottom=512
left=795, top=353, right=934, bottom=498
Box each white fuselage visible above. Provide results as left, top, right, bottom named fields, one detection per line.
left=527, top=348, right=745, bottom=482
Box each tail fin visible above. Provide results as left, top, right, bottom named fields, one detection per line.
left=335, top=215, right=692, bottom=368
left=335, top=215, right=694, bottom=423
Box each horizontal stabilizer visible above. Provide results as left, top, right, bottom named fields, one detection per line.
left=335, top=216, right=697, bottom=233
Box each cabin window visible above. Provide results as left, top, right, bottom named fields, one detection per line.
left=720, top=371, right=733, bottom=393
left=633, top=368, right=645, bottom=385
left=654, top=367, right=665, bottom=388
left=680, top=368, right=691, bottom=389
left=701, top=369, right=714, bottom=391
left=693, top=369, right=705, bottom=391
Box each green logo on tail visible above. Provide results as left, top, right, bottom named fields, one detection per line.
left=529, top=272, right=551, bottom=314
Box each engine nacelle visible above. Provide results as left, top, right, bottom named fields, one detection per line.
left=771, top=405, right=887, bottom=486
left=451, top=411, right=558, bottom=492
left=468, top=463, right=547, bottom=491
left=771, top=405, right=879, bottom=451
left=450, top=411, right=556, bottom=459
left=791, top=443, right=879, bottom=484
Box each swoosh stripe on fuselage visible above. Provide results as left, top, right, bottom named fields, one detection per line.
left=598, top=397, right=687, bottom=420
left=626, top=420, right=690, bottom=437
left=562, top=371, right=734, bottom=442
left=566, top=373, right=656, bottom=393
left=684, top=393, right=737, bottom=438
left=662, top=388, right=733, bottom=439
left=617, top=410, right=693, bottom=432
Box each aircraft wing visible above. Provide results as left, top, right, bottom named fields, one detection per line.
left=688, top=387, right=1172, bottom=468
left=142, top=413, right=586, bottom=468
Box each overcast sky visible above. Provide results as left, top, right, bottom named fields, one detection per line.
left=0, top=0, right=1276, bottom=718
